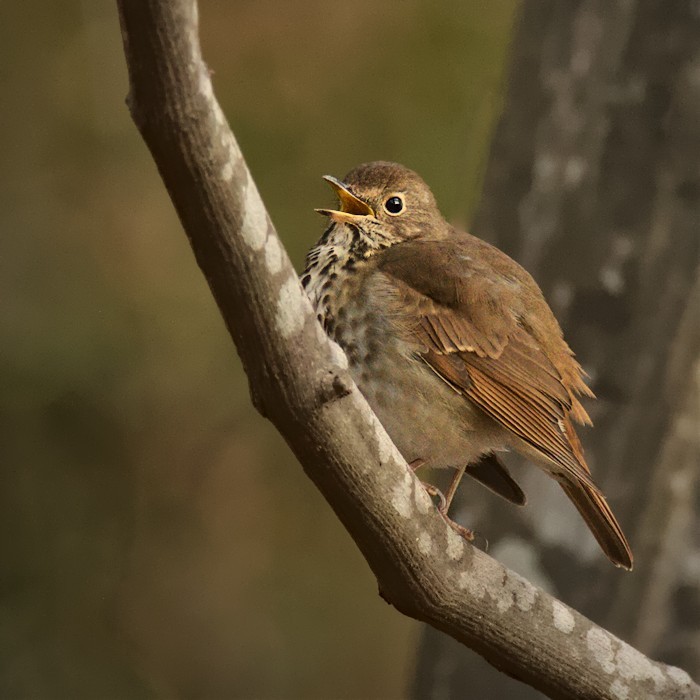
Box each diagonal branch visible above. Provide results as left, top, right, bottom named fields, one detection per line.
left=115, top=2, right=699, bottom=698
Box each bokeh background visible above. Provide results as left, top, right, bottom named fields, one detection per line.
left=3, top=1, right=699, bottom=699
left=1, top=1, right=517, bottom=698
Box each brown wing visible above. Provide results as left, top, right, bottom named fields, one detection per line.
left=377, top=237, right=633, bottom=569
left=422, top=335, right=596, bottom=490
left=378, top=238, right=596, bottom=488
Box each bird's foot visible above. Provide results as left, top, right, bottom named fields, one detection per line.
left=412, top=460, right=479, bottom=544
left=411, top=460, right=447, bottom=509
left=439, top=512, right=476, bottom=542
left=417, top=481, right=476, bottom=542
left=420, top=481, right=447, bottom=512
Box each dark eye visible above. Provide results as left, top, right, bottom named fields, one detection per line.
left=384, top=195, right=404, bottom=215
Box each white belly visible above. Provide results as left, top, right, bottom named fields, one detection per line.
left=348, top=333, right=507, bottom=470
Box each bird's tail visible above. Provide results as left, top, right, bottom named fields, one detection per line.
left=559, top=479, right=633, bottom=570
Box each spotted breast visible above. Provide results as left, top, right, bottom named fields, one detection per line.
left=301, top=222, right=507, bottom=473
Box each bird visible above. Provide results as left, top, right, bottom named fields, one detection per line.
left=301, top=160, right=633, bottom=570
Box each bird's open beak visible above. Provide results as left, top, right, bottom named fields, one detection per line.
left=315, top=175, right=375, bottom=224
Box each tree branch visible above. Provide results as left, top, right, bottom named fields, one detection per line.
left=115, top=1, right=699, bottom=698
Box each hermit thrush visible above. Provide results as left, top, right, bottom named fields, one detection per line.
left=302, top=161, right=633, bottom=570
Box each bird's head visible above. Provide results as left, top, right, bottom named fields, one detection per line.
left=315, top=161, right=447, bottom=250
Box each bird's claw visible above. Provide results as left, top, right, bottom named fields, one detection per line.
left=420, top=481, right=447, bottom=512
left=441, top=514, right=476, bottom=542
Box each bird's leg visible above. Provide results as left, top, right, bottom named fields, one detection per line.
left=421, top=483, right=447, bottom=513
left=439, top=464, right=475, bottom=541
left=407, top=459, right=473, bottom=540
left=408, top=458, right=448, bottom=512
left=442, top=464, right=468, bottom=514
left=442, top=517, right=475, bottom=542
left=407, top=458, right=426, bottom=472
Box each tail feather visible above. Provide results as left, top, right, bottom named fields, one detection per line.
left=465, top=453, right=527, bottom=506
left=559, top=480, right=633, bottom=570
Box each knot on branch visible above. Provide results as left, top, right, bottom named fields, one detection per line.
left=317, top=369, right=353, bottom=406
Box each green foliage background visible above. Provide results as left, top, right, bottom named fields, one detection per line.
left=1, top=1, right=517, bottom=697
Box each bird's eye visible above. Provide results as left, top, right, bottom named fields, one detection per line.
left=383, top=195, right=405, bottom=215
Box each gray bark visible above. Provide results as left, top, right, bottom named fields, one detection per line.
left=414, top=0, right=700, bottom=697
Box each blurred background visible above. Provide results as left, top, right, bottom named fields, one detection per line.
left=1, top=1, right=698, bottom=699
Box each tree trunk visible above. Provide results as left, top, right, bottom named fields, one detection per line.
left=414, top=0, right=700, bottom=696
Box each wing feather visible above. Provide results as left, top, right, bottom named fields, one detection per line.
left=374, top=237, right=632, bottom=568
left=378, top=238, right=595, bottom=481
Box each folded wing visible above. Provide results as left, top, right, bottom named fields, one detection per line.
left=377, top=237, right=632, bottom=569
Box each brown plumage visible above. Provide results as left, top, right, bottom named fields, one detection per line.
left=304, top=161, right=633, bottom=570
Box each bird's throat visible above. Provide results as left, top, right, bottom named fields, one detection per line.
left=301, top=223, right=371, bottom=340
